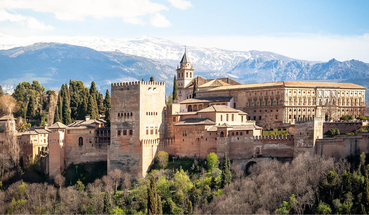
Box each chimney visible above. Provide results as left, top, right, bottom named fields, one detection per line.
left=85, top=115, right=90, bottom=121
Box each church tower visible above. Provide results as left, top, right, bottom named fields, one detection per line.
left=176, top=49, right=194, bottom=89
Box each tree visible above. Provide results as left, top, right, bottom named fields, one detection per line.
left=62, top=95, right=72, bottom=125
left=97, top=93, right=104, bottom=115
left=150, top=77, right=154, bottom=82
left=148, top=176, right=162, bottom=215
left=156, top=151, right=169, bottom=169
left=54, top=104, right=61, bottom=123
left=206, top=153, right=219, bottom=171
left=87, top=94, right=99, bottom=119
left=184, top=199, right=193, bottom=214
left=317, top=202, right=332, bottom=214
left=0, top=85, right=3, bottom=96
left=103, top=89, right=111, bottom=124
left=0, top=94, right=17, bottom=116
left=89, top=81, right=98, bottom=99
left=103, top=191, right=112, bottom=213
left=27, top=95, right=36, bottom=118
left=172, top=75, right=178, bottom=101
left=192, top=80, right=197, bottom=98
left=221, top=153, right=232, bottom=186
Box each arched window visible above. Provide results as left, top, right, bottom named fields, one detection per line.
left=79, top=137, right=83, bottom=147
left=220, top=131, right=225, bottom=137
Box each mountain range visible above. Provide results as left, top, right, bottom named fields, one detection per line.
left=0, top=36, right=368, bottom=98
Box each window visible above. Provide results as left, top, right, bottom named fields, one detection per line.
left=123, top=130, right=127, bottom=135
left=150, top=129, right=154, bottom=135
left=259, top=116, right=262, bottom=120
left=241, top=116, right=243, bottom=122
left=173, top=117, right=176, bottom=122
left=155, top=128, right=158, bottom=134
left=226, top=114, right=229, bottom=121
left=220, top=115, right=223, bottom=121
left=79, top=137, right=83, bottom=147
left=146, top=129, right=149, bottom=135
left=129, top=130, right=133, bottom=135
left=232, top=114, right=234, bottom=121
left=118, top=130, right=121, bottom=136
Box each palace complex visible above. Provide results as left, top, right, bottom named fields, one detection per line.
left=1, top=51, right=368, bottom=179
left=107, top=51, right=368, bottom=177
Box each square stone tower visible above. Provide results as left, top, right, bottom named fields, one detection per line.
left=108, top=81, right=166, bottom=178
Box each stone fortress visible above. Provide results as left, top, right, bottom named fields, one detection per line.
left=2, top=50, right=367, bottom=179
left=108, top=51, right=368, bottom=178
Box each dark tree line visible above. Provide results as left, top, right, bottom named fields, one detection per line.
left=7, top=80, right=110, bottom=129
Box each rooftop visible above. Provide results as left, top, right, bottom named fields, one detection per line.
left=180, top=96, right=233, bottom=104
left=67, top=119, right=107, bottom=129
left=48, top=122, right=67, bottom=129
left=204, top=81, right=365, bottom=91
left=175, top=118, right=215, bottom=126
left=197, top=105, right=246, bottom=114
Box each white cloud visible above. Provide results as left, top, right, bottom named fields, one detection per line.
left=0, top=9, right=53, bottom=30
left=150, top=13, right=171, bottom=28
left=168, top=0, right=192, bottom=10
left=171, top=34, right=369, bottom=62
left=0, top=0, right=170, bottom=27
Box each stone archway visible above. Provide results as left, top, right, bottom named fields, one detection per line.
left=245, top=161, right=257, bottom=175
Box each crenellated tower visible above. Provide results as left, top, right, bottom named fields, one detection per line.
left=176, top=49, right=194, bottom=89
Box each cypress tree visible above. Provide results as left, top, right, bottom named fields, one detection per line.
left=62, top=95, right=72, bottom=125
left=103, top=89, right=111, bottom=124
left=77, top=96, right=88, bottom=119
left=150, top=76, right=154, bottom=82
left=148, top=176, right=157, bottom=215
left=90, top=81, right=98, bottom=101
left=222, top=152, right=232, bottom=187
left=97, top=93, right=104, bottom=115
left=54, top=104, right=61, bottom=123
left=103, top=191, right=111, bottom=213
left=173, top=75, right=178, bottom=101
left=192, top=79, right=197, bottom=98
left=87, top=94, right=99, bottom=119
left=27, top=96, right=36, bottom=118
left=148, top=176, right=161, bottom=215
left=142, top=78, right=144, bottom=81
left=0, top=85, right=3, bottom=96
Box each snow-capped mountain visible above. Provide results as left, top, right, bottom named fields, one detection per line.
left=0, top=36, right=368, bottom=97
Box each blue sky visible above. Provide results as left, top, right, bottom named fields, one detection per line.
left=1, top=0, right=369, bottom=61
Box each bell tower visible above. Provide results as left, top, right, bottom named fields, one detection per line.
left=176, top=48, right=194, bottom=89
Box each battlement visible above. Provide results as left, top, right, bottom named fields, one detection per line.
left=141, top=138, right=160, bottom=147
left=295, top=116, right=315, bottom=123
left=111, top=81, right=165, bottom=89
left=253, top=135, right=294, bottom=141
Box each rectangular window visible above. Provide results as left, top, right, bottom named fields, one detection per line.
left=241, top=116, right=243, bottom=122
left=129, top=130, right=133, bottom=135
left=173, top=117, right=176, bottom=122
left=155, top=128, right=158, bottom=134
left=259, top=116, right=262, bottom=120
left=226, top=114, right=229, bottom=121
left=232, top=114, right=234, bottom=121
left=118, top=130, right=121, bottom=136
left=123, top=130, right=127, bottom=135
left=220, top=115, right=223, bottom=121
left=150, top=129, right=154, bottom=135
left=146, top=129, right=149, bottom=135
left=275, top=115, right=278, bottom=119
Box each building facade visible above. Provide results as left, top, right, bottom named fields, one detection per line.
left=108, top=81, right=166, bottom=178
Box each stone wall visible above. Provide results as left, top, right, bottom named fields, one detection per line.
left=64, top=128, right=107, bottom=167
left=323, top=121, right=368, bottom=134
left=316, top=134, right=369, bottom=159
